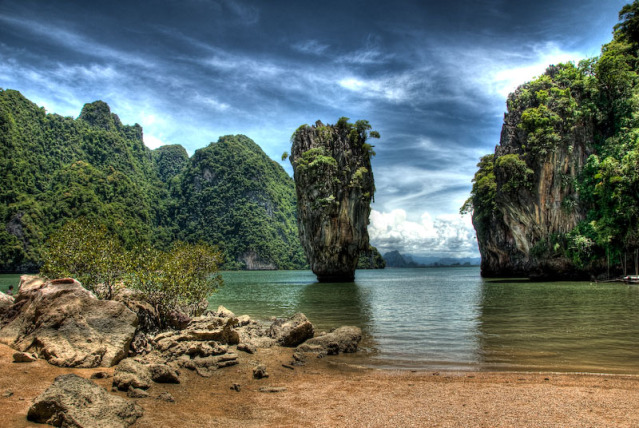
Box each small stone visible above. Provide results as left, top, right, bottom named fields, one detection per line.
left=237, top=343, right=257, bottom=354
left=13, top=351, right=37, bottom=363
left=3, top=390, right=13, bottom=398
left=90, top=372, right=111, bottom=380
left=156, top=392, right=175, bottom=402
left=127, top=387, right=149, bottom=398
left=282, top=364, right=294, bottom=370
left=253, top=365, right=269, bottom=379
left=230, top=383, right=241, bottom=392
left=259, top=387, right=287, bottom=393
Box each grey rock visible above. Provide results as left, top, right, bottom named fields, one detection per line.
left=269, top=313, right=314, bottom=347
left=291, top=120, right=376, bottom=282
left=113, top=358, right=152, bottom=391
left=27, top=374, right=143, bottom=427
left=253, top=364, right=269, bottom=379
left=149, top=364, right=180, bottom=384
left=237, top=343, right=257, bottom=354
left=127, top=387, right=149, bottom=398
left=156, top=392, right=175, bottom=402
left=215, top=305, right=235, bottom=318
left=90, top=372, right=111, bottom=380
left=297, top=326, right=362, bottom=355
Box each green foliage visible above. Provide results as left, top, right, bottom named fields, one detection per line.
left=40, top=217, right=223, bottom=319
left=129, top=241, right=223, bottom=319
left=0, top=91, right=307, bottom=273
left=174, top=135, right=307, bottom=270
left=281, top=151, right=289, bottom=161
left=461, top=154, right=496, bottom=219
left=357, top=245, right=386, bottom=269
left=465, top=2, right=639, bottom=276
left=494, top=154, right=534, bottom=193
left=40, top=218, right=127, bottom=299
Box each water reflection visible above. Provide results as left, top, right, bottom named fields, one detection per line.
left=295, top=280, right=373, bottom=332
left=478, top=279, right=639, bottom=373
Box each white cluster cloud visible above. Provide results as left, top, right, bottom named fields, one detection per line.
left=368, top=209, right=478, bottom=258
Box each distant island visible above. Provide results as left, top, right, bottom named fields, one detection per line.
left=383, top=250, right=480, bottom=268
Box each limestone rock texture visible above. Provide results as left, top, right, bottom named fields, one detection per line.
left=0, top=275, right=138, bottom=367
left=27, top=374, right=143, bottom=428
left=471, top=66, right=594, bottom=279
left=291, top=120, right=377, bottom=282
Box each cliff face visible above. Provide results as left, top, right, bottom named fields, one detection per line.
left=470, top=65, right=596, bottom=279
left=291, top=119, right=377, bottom=282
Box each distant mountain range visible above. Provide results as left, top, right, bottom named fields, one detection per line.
left=382, top=250, right=480, bottom=268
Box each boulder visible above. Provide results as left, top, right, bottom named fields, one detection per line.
left=253, top=364, right=269, bottom=379
left=0, top=291, right=14, bottom=316
left=13, top=351, right=37, bottom=362
left=297, top=326, right=362, bottom=355
left=215, top=305, right=235, bottom=318
left=113, top=358, right=152, bottom=391
left=27, top=374, right=143, bottom=428
left=149, top=364, right=180, bottom=384
left=127, top=387, right=149, bottom=399
left=269, top=313, right=314, bottom=347
left=114, top=289, right=161, bottom=334
left=0, top=277, right=138, bottom=368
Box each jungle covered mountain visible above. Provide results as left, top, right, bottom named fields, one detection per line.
left=463, top=1, right=639, bottom=279
left=0, top=89, right=308, bottom=272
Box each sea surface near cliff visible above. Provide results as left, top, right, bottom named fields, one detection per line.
left=214, top=267, right=639, bottom=374
left=2, top=267, right=638, bottom=374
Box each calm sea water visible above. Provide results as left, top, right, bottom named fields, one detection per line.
left=2, top=268, right=638, bottom=373
left=214, top=268, right=639, bottom=374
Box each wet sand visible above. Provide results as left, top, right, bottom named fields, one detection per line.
left=0, top=343, right=638, bottom=427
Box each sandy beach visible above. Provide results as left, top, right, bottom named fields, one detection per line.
left=1, top=343, right=638, bottom=427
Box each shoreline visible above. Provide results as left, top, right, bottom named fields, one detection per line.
left=2, top=343, right=638, bottom=427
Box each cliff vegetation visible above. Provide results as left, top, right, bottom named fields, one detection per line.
left=0, top=90, right=306, bottom=271
left=463, top=1, right=639, bottom=279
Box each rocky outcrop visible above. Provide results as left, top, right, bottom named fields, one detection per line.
left=0, top=276, right=137, bottom=367
left=28, top=374, right=143, bottom=428
left=470, top=65, right=595, bottom=279
left=291, top=119, right=378, bottom=282
left=269, top=313, right=314, bottom=347
left=296, top=326, right=362, bottom=355
left=113, top=359, right=153, bottom=391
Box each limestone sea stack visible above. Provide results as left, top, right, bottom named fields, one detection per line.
left=290, top=118, right=378, bottom=282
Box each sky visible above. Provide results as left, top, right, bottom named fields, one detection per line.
left=0, top=0, right=629, bottom=258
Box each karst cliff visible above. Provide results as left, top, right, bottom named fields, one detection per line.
left=290, top=118, right=378, bottom=282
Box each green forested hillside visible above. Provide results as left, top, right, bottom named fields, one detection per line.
left=0, top=90, right=169, bottom=271
left=464, top=1, right=639, bottom=277
left=0, top=90, right=308, bottom=271
left=173, top=135, right=307, bottom=270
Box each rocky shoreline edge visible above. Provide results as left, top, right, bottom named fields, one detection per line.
left=0, top=275, right=362, bottom=427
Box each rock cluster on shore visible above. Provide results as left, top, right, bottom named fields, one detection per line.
left=0, top=275, right=363, bottom=427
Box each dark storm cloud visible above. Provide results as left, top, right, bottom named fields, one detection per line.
left=0, top=0, right=629, bottom=256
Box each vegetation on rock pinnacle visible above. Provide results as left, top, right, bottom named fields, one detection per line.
left=290, top=118, right=380, bottom=282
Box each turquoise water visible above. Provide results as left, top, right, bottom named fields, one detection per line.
left=214, top=268, right=639, bottom=373
left=3, top=268, right=638, bottom=373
